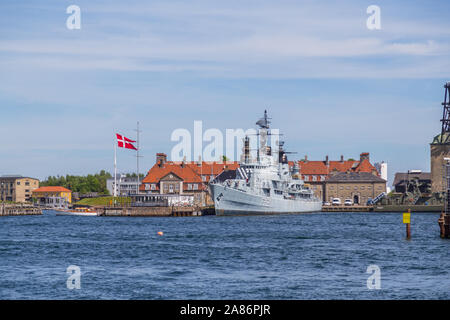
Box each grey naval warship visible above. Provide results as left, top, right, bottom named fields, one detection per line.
left=209, top=111, right=322, bottom=215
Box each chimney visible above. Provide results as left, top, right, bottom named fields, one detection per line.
left=197, top=155, right=202, bottom=167
left=325, top=155, right=329, bottom=166
left=304, top=155, right=308, bottom=163
left=156, top=153, right=167, bottom=165
left=360, top=152, right=370, bottom=162
left=181, top=156, right=186, bottom=168
left=340, top=155, right=344, bottom=163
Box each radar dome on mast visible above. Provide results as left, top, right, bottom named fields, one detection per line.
left=256, top=110, right=271, bottom=129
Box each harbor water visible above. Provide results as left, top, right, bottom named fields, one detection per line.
left=0, top=210, right=449, bottom=299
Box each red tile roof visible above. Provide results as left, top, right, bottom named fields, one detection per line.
left=33, top=186, right=72, bottom=193
left=299, top=161, right=329, bottom=175
left=140, top=161, right=239, bottom=191
left=298, top=159, right=378, bottom=177
left=140, top=153, right=378, bottom=191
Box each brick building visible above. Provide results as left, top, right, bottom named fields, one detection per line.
left=139, top=153, right=239, bottom=206
left=324, top=172, right=387, bottom=205
left=294, top=153, right=379, bottom=201
left=0, top=176, right=39, bottom=203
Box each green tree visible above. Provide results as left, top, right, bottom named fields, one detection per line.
left=41, top=170, right=112, bottom=194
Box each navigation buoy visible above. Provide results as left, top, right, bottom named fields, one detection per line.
left=157, top=231, right=164, bottom=236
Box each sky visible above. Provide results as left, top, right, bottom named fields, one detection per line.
left=0, top=0, right=449, bottom=186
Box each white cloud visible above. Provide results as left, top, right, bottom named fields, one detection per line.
left=0, top=1, right=449, bottom=78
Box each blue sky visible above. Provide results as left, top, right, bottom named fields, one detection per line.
left=0, top=0, right=449, bottom=186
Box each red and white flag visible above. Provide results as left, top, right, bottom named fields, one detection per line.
left=116, top=133, right=137, bottom=150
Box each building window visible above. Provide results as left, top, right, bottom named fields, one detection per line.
left=169, top=184, right=174, bottom=193
left=188, top=184, right=193, bottom=190
left=17, top=182, right=20, bottom=185
left=151, top=184, right=156, bottom=190
left=312, top=176, right=317, bottom=181
left=202, top=176, right=206, bottom=181
left=193, top=184, right=198, bottom=190
left=25, top=182, right=30, bottom=186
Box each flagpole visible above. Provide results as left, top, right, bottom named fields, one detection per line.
left=114, top=132, right=117, bottom=202
left=136, top=121, right=140, bottom=195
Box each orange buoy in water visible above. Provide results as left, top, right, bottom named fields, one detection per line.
left=157, top=231, right=164, bottom=236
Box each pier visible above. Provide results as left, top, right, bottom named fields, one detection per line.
left=97, top=205, right=213, bottom=217
left=0, top=203, right=42, bottom=216
left=322, top=205, right=372, bottom=212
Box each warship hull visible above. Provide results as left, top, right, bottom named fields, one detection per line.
left=210, top=184, right=322, bottom=215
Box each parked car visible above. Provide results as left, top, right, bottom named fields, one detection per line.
left=344, top=199, right=353, bottom=206
left=331, top=198, right=341, bottom=205
left=323, top=202, right=331, bottom=206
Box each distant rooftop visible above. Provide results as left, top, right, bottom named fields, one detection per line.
left=0, top=175, right=38, bottom=180
left=33, top=186, right=72, bottom=193
left=431, top=132, right=450, bottom=145
left=393, top=172, right=431, bottom=186
left=327, top=172, right=386, bottom=183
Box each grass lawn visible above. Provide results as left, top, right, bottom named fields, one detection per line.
left=74, top=196, right=131, bottom=206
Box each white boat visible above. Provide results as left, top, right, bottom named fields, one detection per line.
left=55, top=207, right=98, bottom=216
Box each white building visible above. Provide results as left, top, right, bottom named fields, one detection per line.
left=106, top=174, right=140, bottom=196
left=375, top=161, right=390, bottom=193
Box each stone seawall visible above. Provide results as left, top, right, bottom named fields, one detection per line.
left=0, top=204, right=42, bottom=216
left=374, top=204, right=443, bottom=212
left=97, top=206, right=208, bottom=217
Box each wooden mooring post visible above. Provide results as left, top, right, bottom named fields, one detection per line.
left=438, top=212, right=450, bottom=238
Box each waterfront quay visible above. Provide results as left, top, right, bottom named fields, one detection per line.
left=97, top=205, right=214, bottom=217
left=322, top=205, right=372, bottom=212
left=97, top=204, right=444, bottom=215
left=0, top=203, right=42, bottom=216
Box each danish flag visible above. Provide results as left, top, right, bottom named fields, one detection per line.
left=116, top=133, right=137, bottom=150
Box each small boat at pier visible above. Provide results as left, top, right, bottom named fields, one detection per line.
left=55, top=207, right=98, bottom=216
